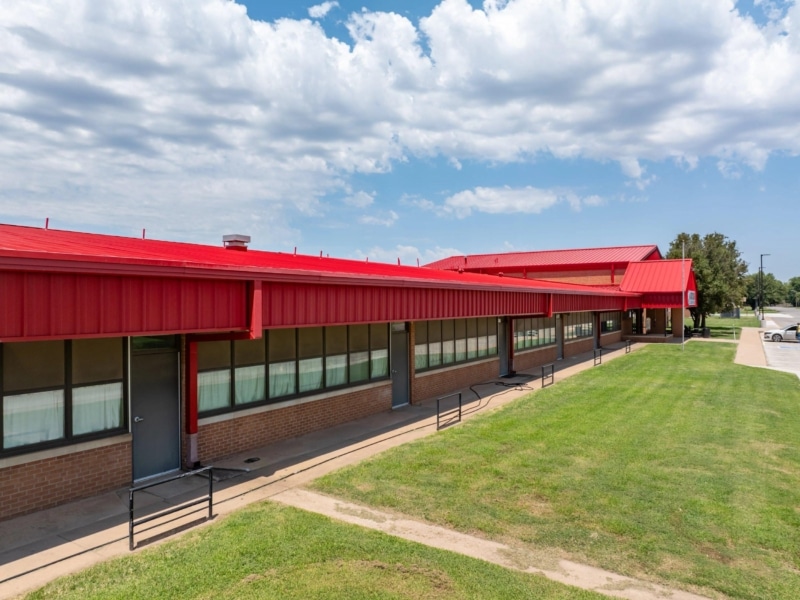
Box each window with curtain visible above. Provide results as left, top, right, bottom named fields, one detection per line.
left=414, top=318, right=499, bottom=373
left=349, top=325, right=370, bottom=383
left=414, top=321, right=428, bottom=370
left=514, top=317, right=556, bottom=351
left=1, top=338, right=127, bottom=455
left=370, top=324, right=389, bottom=379
left=197, top=324, right=394, bottom=417
left=325, top=326, right=348, bottom=387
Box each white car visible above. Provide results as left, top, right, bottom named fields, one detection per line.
left=763, top=324, right=799, bottom=342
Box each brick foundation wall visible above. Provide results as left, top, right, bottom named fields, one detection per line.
left=564, top=337, right=595, bottom=357
left=0, top=440, right=131, bottom=522
left=600, top=331, right=622, bottom=346
left=197, top=383, right=392, bottom=462
left=512, top=346, right=558, bottom=372
left=412, top=358, right=499, bottom=403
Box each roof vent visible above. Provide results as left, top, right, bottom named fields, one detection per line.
left=223, top=234, right=251, bottom=251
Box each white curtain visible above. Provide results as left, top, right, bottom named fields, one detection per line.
left=350, top=351, right=369, bottom=382
left=235, top=366, right=265, bottom=405
left=298, top=358, right=323, bottom=393
left=73, top=383, right=123, bottom=435
left=414, top=344, right=428, bottom=370
left=3, top=390, right=64, bottom=449
left=326, top=354, right=347, bottom=387
left=269, top=361, right=295, bottom=398
left=198, top=370, right=230, bottom=412
left=370, top=348, right=388, bottom=378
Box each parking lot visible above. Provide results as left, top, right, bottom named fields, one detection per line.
left=761, top=309, right=800, bottom=376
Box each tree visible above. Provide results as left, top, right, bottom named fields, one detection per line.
left=744, top=272, right=786, bottom=308
left=666, top=232, right=748, bottom=328
left=786, top=277, right=800, bottom=307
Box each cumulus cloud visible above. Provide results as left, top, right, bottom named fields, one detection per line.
left=343, top=190, right=375, bottom=208
left=358, top=210, right=398, bottom=226
left=439, top=186, right=601, bottom=218
left=354, top=244, right=462, bottom=265
left=308, top=2, right=339, bottom=19
left=1, top=0, right=799, bottom=240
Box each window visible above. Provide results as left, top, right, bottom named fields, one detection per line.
left=513, top=317, right=556, bottom=351
left=563, top=313, right=594, bottom=341
left=1, top=339, right=127, bottom=455
left=197, top=324, right=392, bottom=416
left=414, top=318, right=499, bottom=372
left=600, top=311, right=621, bottom=333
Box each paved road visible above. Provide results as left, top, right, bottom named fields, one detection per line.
left=762, top=307, right=800, bottom=375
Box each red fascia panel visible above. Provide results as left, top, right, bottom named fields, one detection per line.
left=551, top=294, right=630, bottom=314
left=640, top=293, right=685, bottom=308
left=262, top=282, right=554, bottom=326
left=0, top=272, right=248, bottom=341
left=426, top=245, right=662, bottom=271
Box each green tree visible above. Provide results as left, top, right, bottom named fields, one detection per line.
left=744, top=272, right=786, bottom=308
left=786, top=277, right=800, bottom=307
left=667, top=232, right=748, bottom=328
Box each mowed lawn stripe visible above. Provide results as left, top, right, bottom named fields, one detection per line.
left=313, top=343, right=800, bottom=600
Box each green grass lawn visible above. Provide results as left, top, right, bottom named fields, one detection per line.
left=314, top=343, right=800, bottom=600
left=25, top=503, right=605, bottom=600
left=703, top=314, right=760, bottom=339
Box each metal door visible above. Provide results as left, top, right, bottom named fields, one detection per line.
left=131, top=350, right=180, bottom=480
left=390, top=325, right=409, bottom=408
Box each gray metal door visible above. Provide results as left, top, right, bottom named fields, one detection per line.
left=390, top=326, right=409, bottom=408
left=131, top=350, right=180, bottom=480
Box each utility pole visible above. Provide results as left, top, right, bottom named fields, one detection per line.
left=759, top=253, right=770, bottom=321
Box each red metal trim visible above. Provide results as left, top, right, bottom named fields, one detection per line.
left=249, top=281, right=263, bottom=339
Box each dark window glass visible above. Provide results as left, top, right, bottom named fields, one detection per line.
left=3, top=341, right=64, bottom=392
left=197, top=341, right=231, bottom=370
left=234, top=338, right=265, bottom=366
left=298, top=327, right=323, bottom=358
left=269, top=328, right=296, bottom=362
left=72, top=338, right=123, bottom=385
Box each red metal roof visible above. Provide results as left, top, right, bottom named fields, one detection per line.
left=0, top=224, right=637, bottom=297
left=425, top=245, right=661, bottom=271
left=618, top=259, right=696, bottom=294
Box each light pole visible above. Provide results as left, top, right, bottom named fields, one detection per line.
left=759, top=253, right=770, bottom=321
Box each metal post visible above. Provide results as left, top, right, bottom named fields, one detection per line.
left=760, top=254, right=770, bottom=321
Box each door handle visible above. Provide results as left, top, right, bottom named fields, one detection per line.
left=134, top=416, right=144, bottom=423
left=391, top=370, right=398, bottom=374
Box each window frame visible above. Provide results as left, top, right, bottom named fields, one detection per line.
left=0, top=339, right=129, bottom=458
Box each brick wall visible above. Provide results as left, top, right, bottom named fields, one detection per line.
left=600, top=331, right=622, bottom=346
left=197, top=384, right=392, bottom=462
left=412, top=358, right=499, bottom=403
left=512, top=346, right=558, bottom=372
left=564, top=337, right=595, bottom=357
left=0, top=440, right=130, bottom=521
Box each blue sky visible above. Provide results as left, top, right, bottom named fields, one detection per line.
left=1, top=0, right=798, bottom=280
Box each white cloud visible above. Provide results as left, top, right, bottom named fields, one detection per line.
left=308, top=2, right=339, bottom=19
left=343, top=190, right=375, bottom=208
left=1, top=0, right=800, bottom=239
left=354, top=244, right=462, bottom=265
left=439, top=186, right=601, bottom=218
left=358, top=210, right=398, bottom=226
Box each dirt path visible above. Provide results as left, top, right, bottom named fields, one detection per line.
left=273, top=488, right=714, bottom=600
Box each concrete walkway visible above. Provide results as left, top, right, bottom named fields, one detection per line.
left=0, top=334, right=768, bottom=600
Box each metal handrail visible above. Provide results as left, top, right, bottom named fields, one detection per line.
left=129, top=466, right=213, bottom=550
left=436, top=392, right=462, bottom=430
left=625, top=340, right=632, bottom=354
left=541, top=364, right=554, bottom=388
left=593, top=348, right=602, bottom=366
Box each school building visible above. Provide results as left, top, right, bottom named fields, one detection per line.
left=0, top=223, right=696, bottom=520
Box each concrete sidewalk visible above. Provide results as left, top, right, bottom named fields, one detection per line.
left=0, top=334, right=767, bottom=600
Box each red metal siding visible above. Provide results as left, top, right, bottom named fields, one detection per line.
left=262, top=282, right=557, bottom=327
left=0, top=272, right=248, bottom=341
left=551, top=294, right=629, bottom=314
